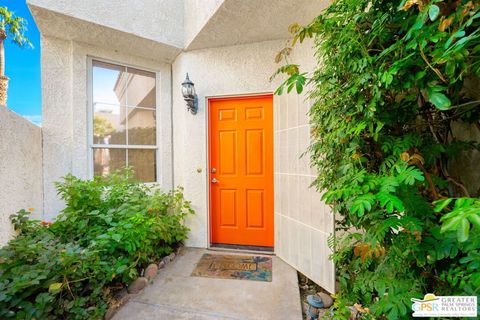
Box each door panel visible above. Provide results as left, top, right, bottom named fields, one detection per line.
left=219, top=189, right=237, bottom=226
left=219, top=131, right=237, bottom=175
left=245, top=130, right=264, bottom=175
left=209, top=95, right=274, bottom=247
left=246, top=189, right=264, bottom=228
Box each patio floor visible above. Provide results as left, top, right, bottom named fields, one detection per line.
left=113, top=248, right=302, bottom=320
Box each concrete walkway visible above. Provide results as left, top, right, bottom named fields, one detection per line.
left=113, top=248, right=302, bottom=320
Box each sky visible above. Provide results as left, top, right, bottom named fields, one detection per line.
left=3, top=0, right=41, bottom=125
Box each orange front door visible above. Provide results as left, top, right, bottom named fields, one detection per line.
left=209, top=95, right=274, bottom=247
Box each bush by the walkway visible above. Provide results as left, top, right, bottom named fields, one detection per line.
left=275, top=0, right=480, bottom=318
left=0, top=172, right=193, bottom=319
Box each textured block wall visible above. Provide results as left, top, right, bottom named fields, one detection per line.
left=0, top=108, right=43, bottom=246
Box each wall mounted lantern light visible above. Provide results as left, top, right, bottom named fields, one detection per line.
left=181, top=73, right=198, bottom=115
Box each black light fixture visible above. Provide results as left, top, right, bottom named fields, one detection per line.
left=181, top=73, right=198, bottom=114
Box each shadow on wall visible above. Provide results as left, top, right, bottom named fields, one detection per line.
left=450, top=121, right=480, bottom=197
left=449, top=76, right=480, bottom=197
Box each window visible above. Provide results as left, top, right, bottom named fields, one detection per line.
left=90, top=60, right=157, bottom=182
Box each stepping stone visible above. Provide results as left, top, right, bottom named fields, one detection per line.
left=127, top=277, right=148, bottom=294
left=145, top=264, right=158, bottom=280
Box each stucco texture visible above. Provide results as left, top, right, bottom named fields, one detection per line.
left=171, top=39, right=335, bottom=292
left=28, top=0, right=184, bottom=48
left=40, top=36, right=173, bottom=220
left=184, top=0, right=224, bottom=47
left=28, top=5, right=181, bottom=63
left=185, top=0, right=330, bottom=50
left=32, top=0, right=336, bottom=291
left=172, top=40, right=285, bottom=248
left=0, top=108, right=43, bottom=246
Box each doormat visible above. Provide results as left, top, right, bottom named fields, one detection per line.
left=191, top=253, right=272, bottom=282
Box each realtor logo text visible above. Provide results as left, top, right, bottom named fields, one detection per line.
left=411, top=294, right=477, bottom=317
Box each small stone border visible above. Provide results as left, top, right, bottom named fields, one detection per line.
left=104, top=247, right=182, bottom=320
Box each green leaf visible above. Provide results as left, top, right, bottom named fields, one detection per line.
left=457, top=219, right=470, bottom=243
left=433, top=198, right=453, bottom=212
left=455, top=197, right=475, bottom=209
left=116, top=265, right=127, bottom=274
left=350, top=195, right=374, bottom=217
left=429, top=92, right=451, bottom=110
left=388, top=304, right=398, bottom=320
left=445, top=31, right=466, bottom=49
left=441, top=215, right=462, bottom=233
left=274, top=85, right=284, bottom=96
left=467, top=214, right=480, bottom=230
left=296, top=79, right=304, bottom=94
left=48, top=282, right=62, bottom=293
left=428, top=5, right=440, bottom=21
left=377, top=192, right=404, bottom=213
left=400, top=167, right=425, bottom=185
left=112, top=234, right=122, bottom=242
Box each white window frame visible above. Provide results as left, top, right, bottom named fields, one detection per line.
left=87, top=57, right=161, bottom=182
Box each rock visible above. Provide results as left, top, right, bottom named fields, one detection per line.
left=302, top=301, right=309, bottom=313
left=316, top=308, right=329, bottom=319
left=127, top=277, right=148, bottom=294
left=104, top=306, right=117, bottom=320
left=145, top=263, right=158, bottom=280
left=317, top=292, right=334, bottom=308
left=114, top=288, right=130, bottom=305
left=299, top=274, right=308, bottom=284
left=348, top=306, right=359, bottom=318
left=158, top=260, right=166, bottom=269
left=160, top=253, right=176, bottom=266
left=161, top=256, right=170, bottom=266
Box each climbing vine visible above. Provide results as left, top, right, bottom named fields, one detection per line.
left=275, top=0, right=480, bottom=318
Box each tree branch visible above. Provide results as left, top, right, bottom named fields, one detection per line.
left=420, top=49, right=447, bottom=83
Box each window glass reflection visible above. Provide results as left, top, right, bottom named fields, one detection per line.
left=126, top=68, right=156, bottom=108
left=128, top=149, right=156, bottom=182
left=93, top=148, right=126, bottom=177
left=93, top=104, right=126, bottom=145
left=127, top=108, right=156, bottom=145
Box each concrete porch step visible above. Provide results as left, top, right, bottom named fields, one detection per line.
left=113, top=248, right=302, bottom=320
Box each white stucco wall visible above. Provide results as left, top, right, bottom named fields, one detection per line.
left=172, top=40, right=285, bottom=247
left=40, top=35, right=173, bottom=220
left=184, top=0, right=224, bottom=47
left=32, top=0, right=335, bottom=291
left=28, top=5, right=181, bottom=63
left=185, top=0, right=330, bottom=50
left=172, top=39, right=335, bottom=291
left=28, top=0, right=184, bottom=48
left=0, top=108, right=43, bottom=246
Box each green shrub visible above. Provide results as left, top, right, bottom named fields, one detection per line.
left=0, top=171, right=193, bottom=319
left=275, top=0, right=480, bottom=319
